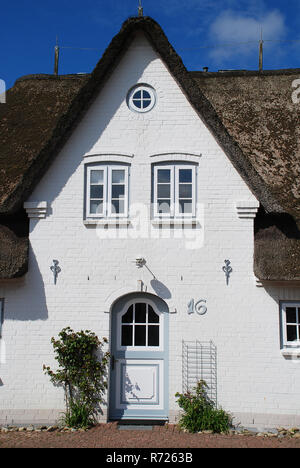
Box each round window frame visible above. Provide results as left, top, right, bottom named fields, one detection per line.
left=127, top=84, right=156, bottom=113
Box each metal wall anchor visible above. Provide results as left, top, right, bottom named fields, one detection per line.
left=223, top=260, right=232, bottom=285
left=50, top=260, right=61, bottom=285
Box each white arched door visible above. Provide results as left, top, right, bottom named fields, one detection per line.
left=109, top=294, right=169, bottom=420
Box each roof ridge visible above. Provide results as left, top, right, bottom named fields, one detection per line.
left=191, top=68, right=300, bottom=78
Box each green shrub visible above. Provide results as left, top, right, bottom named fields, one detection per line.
left=43, top=327, right=110, bottom=429
left=175, top=380, right=232, bottom=434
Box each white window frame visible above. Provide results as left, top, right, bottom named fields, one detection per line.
left=86, top=164, right=129, bottom=219
left=281, top=301, right=300, bottom=348
left=153, top=165, right=175, bottom=218
left=174, top=165, right=196, bottom=218
left=153, top=164, right=196, bottom=218
left=127, top=85, right=156, bottom=113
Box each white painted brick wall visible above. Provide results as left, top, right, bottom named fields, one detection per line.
left=0, top=33, right=300, bottom=427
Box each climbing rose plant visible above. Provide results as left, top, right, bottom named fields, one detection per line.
left=43, top=327, right=110, bottom=428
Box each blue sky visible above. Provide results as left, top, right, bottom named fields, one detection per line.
left=1, top=0, right=300, bottom=89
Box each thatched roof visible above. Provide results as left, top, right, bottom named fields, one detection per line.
left=0, top=224, right=28, bottom=279
left=0, top=16, right=299, bottom=280
left=192, top=70, right=300, bottom=224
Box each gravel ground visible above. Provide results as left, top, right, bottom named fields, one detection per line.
left=1, top=424, right=300, bottom=448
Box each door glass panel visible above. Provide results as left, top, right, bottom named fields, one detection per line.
left=148, top=306, right=159, bottom=323
left=120, top=303, right=161, bottom=348
left=135, top=303, right=146, bottom=323
left=286, top=307, right=297, bottom=323
left=122, top=325, right=133, bottom=346
left=135, top=325, right=146, bottom=346
left=148, top=326, right=159, bottom=346
left=122, top=305, right=133, bottom=323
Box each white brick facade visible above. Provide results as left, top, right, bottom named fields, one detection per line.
left=1, top=33, right=300, bottom=428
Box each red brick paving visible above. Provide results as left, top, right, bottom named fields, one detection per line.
left=1, top=424, right=300, bottom=448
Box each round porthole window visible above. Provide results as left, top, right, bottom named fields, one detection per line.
left=127, top=85, right=156, bottom=113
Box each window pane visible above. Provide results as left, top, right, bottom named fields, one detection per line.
left=112, top=185, right=125, bottom=199
left=143, top=90, right=151, bottom=99
left=287, top=325, right=297, bottom=342
left=111, top=200, right=125, bottom=214
left=122, top=305, right=133, bottom=323
left=112, top=170, right=125, bottom=184
left=179, top=169, right=192, bottom=183
left=133, top=99, right=142, bottom=108
left=90, top=185, right=103, bottom=199
left=148, top=306, right=159, bottom=323
left=143, top=100, right=151, bottom=109
left=158, top=200, right=171, bottom=214
left=148, top=326, right=159, bottom=346
left=179, top=184, right=192, bottom=198
left=135, top=326, right=146, bottom=346
left=135, top=303, right=146, bottom=323
left=122, top=325, right=133, bottom=346
left=179, top=200, right=192, bottom=213
left=157, top=169, right=171, bottom=183
left=91, top=170, right=104, bottom=184
left=286, top=307, right=297, bottom=323
left=90, top=201, right=103, bottom=214
left=133, top=90, right=142, bottom=99
left=157, top=184, right=170, bottom=198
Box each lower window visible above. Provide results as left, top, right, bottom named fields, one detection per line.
left=281, top=302, right=300, bottom=348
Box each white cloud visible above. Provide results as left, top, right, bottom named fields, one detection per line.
left=208, top=9, right=286, bottom=64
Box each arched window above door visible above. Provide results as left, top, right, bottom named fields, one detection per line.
left=121, top=302, right=160, bottom=347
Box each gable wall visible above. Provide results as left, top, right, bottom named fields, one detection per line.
left=1, top=33, right=300, bottom=427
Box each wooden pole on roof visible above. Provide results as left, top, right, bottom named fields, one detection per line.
left=54, top=37, right=60, bottom=76
left=259, top=28, right=263, bottom=72
left=138, top=0, right=143, bottom=16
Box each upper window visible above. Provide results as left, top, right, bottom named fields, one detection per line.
left=86, top=164, right=129, bottom=218
left=127, top=85, right=156, bottom=113
left=153, top=164, right=196, bottom=218
left=281, top=302, right=300, bottom=348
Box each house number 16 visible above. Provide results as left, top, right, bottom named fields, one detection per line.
left=188, top=299, right=207, bottom=316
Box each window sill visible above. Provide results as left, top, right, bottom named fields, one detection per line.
left=281, top=348, right=300, bottom=357
left=151, top=218, right=200, bottom=226
left=84, top=219, right=130, bottom=226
